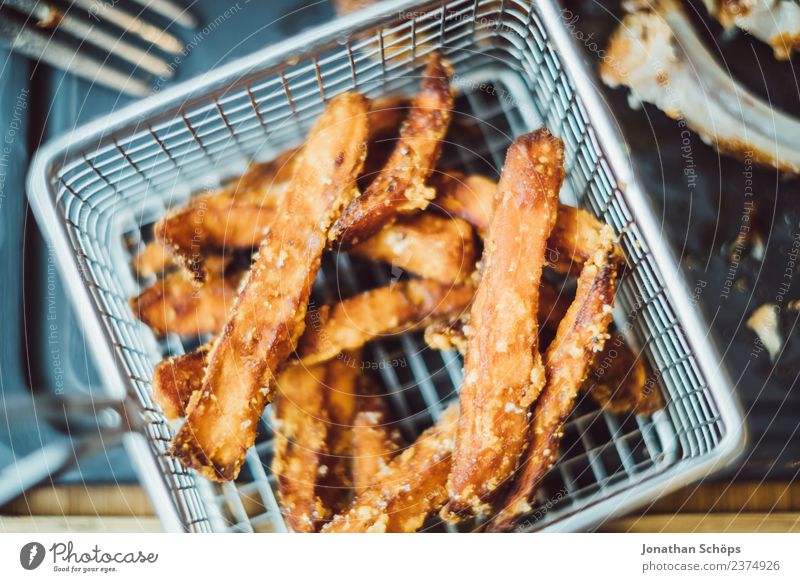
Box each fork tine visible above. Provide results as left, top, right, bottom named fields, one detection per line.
left=128, top=0, right=198, bottom=30
left=0, top=14, right=151, bottom=96
left=55, top=13, right=175, bottom=78
left=4, top=0, right=174, bottom=77
left=69, top=0, right=184, bottom=55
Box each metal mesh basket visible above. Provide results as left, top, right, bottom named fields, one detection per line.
left=27, top=0, right=745, bottom=532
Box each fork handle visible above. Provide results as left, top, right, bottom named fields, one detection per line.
left=0, top=431, right=125, bottom=507
left=0, top=391, right=140, bottom=506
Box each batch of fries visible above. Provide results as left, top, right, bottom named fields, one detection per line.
left=130, top=54, right=662, bottom=532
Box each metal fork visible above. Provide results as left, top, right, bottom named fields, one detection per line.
left=0, top=391, right=144, bottom=507
left=0, top=0, right=196, bottom=96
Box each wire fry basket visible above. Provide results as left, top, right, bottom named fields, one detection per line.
left=27, top=0, right=746, bottom=532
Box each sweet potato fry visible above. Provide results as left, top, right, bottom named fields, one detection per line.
left=367, top=96, right=411, bottom=140
left=362, top=96, right=411, bottom=178
left=271, top=363, right=332, bottom=532
left=350, top=213, right=477, bottom=284
left=443, top=129, right=565, bottom=519
left=583, top=332, right=664, bottom=416
left=153, top=97, right=410, bottom=280
left=434, top=171, right=610, bottom=275
left=424, top=280, right=573, bottom=353
left=488, top=226, right=622, bottom=532
left=298, top=279, right=474, bottom=366
left=132, top=242, right=176, bottom=278
left=550, top=205, right=613, bottom=276
left=156, top=350, right=361, bottom=526
left=154, top=153, right=295, bottom=279
left=431, top=172, right=496, bottom=238
left=330, top=55, right=454, bottom=247
left=323, top=404, right=459, bottom=533
left=151, top=279, right=474, bottom=416
left=171, top=93, right=370, bottom=481
left=423, top=317, right=470, bottom=355
left=130, top=270, right=244, bottom=337
left=318, top=353, right=362, bottom=516
left=152, top=345, right=209, bottom=420
left=351, top=384, right=404, bottom=495
left=138, top=212, right=473, bottom=340
left=275, top=351, right=411, bottom=529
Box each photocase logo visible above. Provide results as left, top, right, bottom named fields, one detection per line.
left=20, top=542, right=46, bottom=570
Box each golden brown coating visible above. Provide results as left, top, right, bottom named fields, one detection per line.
left=351, top=385, right=404, bottom=495
left=150, top=279, right=474, bottom=416
left=323, top=353, right=361, bottom=431
left=435, top=171, right=610, bottom=275
left=271, top=364, right=332, bottom=532
left=150, top=97, right=409, bottom=278
left=297, top=279, right=474, bottom=367
left=550, top=205, right=612, bottom=276
left=132, top=242, right=175, bottom=278
left=488, top=226, right=622, bottom=532
left=323, top=404, right=459, bottom=533
left=350, top=213, right=477, bottom=284
left=155, top=352, right=362, bottom=526
left=151, top=345, right=209, bottom=420
left=583, top=332, right=664, bottom=416
left=330, top=55, right=454, bottom=247
left=275, top=354, right=405, bottom=529
left=154, top=154, right=294, bottom=279
left=423, top=316, right=470, bottom=355
left=317, top=353, right=362, bottom=516
left=171, top=93, right=370, bottom=481
left=131, top=226, right=475, bottom=340
left=443, top=130, right=565, bottom=519
left=432, top=172, right=496, bottom=238
left=130, top=270, right=243, bottom=337
left=424, top=280, right=574, bottom=354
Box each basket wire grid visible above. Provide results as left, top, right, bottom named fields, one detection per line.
left=26, top=0, right=744, bottom=532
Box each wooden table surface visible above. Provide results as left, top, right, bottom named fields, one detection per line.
left=2, top=481, right=799, bottom=532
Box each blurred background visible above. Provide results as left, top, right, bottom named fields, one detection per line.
left=1, top=0, right=798, bottom=531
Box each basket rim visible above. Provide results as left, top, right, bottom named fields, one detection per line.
left=25, top=0, right=747, bottom=532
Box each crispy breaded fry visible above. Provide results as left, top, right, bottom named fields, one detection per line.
left=150, top=211, right=476, bottom=323
left=435, top=171, right=609, bottom=275
left=171, top=93, right=370, bottom=481
left=330, top=55, right=454, bottom=247
left=424, top=280, right=573, bottom=354
left=550, top=205, right=612, bottom=276
left=156, top=351, right=360, bottom=525
left=488, top=227, right=621, bottom=532
left=425, top=297, right=661, bottom=419
left=154, top=154, right=294, bottom=279
left=298, top=279, right=474, bottom=366
left=432, top=172, right=496, bottom=238
left=424, top=316, right=470, bottom=355
left=318, top=353, right=362, bottom=516
left=271, top=363, right=332, bottom=532
left=132, top=242, right=176, bottom=278
left=351, top=384, right=404, bottom=495
left=152, top=345, right=209, bottom=420
left=130, top=270, right=243, bottom=337
left=154, top=97, right=407, bottom=278
left=361, top=96, right=411, bottom=189
left=323, top=404, right=459, bottom=533
left=151, top=279, right=474, bottom=412
left=350, top=213, right=477, bottom=284
left=443, top=130, right=565, bottom=519
left=324, top=353, right=360, bottom=431
left=583, top=332, right=664, bottom=416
